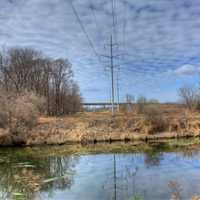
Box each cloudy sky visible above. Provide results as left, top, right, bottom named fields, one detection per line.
left=1, top=0, right=200, bottom=102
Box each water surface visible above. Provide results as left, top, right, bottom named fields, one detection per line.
left=0, top=140, right=200, bottom=200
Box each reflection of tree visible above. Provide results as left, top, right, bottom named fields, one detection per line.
left=168, top=181, right=182, bottom=200
left=41, top=156, right=77, bottom=191
left=0, top=153, right=79, bottom=200
left=181, top=149, right=199, bottom=159
left=144, top=151, right=164, bottom=167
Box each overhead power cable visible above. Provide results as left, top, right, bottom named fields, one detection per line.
left=70, top=1, right=102, bottom=63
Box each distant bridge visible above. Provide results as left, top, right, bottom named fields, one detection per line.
left=81, top=102, right=133, bottom=111
left=82, top=102, right=127, bottom=106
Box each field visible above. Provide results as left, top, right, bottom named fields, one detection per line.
left=1, top=103, right=200, bottom=146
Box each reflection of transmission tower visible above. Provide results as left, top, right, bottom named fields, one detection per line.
left=101, top=154, right=140, bottom=200
left=113, top=154, right=117, bottom=200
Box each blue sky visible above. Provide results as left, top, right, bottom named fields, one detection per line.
left=1, top=0, right=200, bottom=102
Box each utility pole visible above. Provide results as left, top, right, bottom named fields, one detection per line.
left=116, top=67, right=120, bottom=112
left=102, top=35, right=120, bottom=115
left=110, top=35, right=115, bottom=115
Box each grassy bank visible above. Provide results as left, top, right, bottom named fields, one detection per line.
left=27, top=105, right=200, bottom=145
left=1, top=103, right=200, bottom=146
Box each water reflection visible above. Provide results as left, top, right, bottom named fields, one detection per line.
left=181, top=149, right=199, bottom=159
left=168, top=181, right=182, bottom=200
left=0, top=141, right=200, bottom=200
left=144, top=151, right=164, bottom=167
left=0, top=150, right=79, bottom=200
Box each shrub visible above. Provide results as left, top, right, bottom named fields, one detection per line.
left=143, top=106, right=168, bottom=133
left=11, top=97, right=38, bottom=134
left=0, top=91, right=44, bottom=136
left=119, top=104, right=128, bottom=113
left=17, top=91, right=46, bottom=114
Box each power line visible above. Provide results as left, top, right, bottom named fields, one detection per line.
left=89, top=1, right=99, bottom=30
left=111, top=0, right=121, bottom=111
left=122, top=0, right=127, bottom=54
left=111, top=0, right=115, bottom=36
left=70, top=0, right=112, bottom=87
left=88, top=1, right=111, bottom=80
left=111, top=0, right=118, bottom=44
left=70, top=1, right=102, bottom=63
left=70, top=1, right=166, bottom=103
left=115, top=2, right=128, bottom=106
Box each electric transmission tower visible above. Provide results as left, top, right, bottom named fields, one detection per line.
left=101, top=34, right=119, bottom=115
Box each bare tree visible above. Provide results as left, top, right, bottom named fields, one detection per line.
left=50, top=59, right=72, bottom=115
left=179, top=86, right=199, bottom=111
left=0, top=47, right=82, bottom=116
left=136, top=95, right=147, bottom=114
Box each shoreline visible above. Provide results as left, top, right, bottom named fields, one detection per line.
left=1, top=111, right=200, bottom=147
left=0, top=127, right=200, bottom=147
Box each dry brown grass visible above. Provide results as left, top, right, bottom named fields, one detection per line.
left=26, top=104, right=200, bottom=145
left=1, top=103, right=200, bottom=146
left=191, top=196, right=200, bottom=200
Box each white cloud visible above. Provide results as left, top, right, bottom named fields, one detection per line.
left=174, top=64, right=200, bottom=75
left=1, top=0, right=200, bottom=101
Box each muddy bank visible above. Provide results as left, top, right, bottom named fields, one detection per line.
left=0, top=112, right=200, bottom=146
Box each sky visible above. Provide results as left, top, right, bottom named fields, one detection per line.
left=1, top=0, right=200, bottom=103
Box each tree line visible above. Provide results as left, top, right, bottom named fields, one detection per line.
left=0, top=47, right=82, bottom=116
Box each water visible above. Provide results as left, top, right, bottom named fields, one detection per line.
left=0, top=140, right=200, bottom=200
